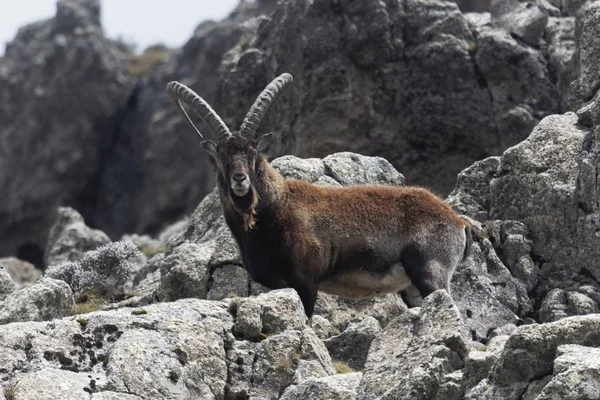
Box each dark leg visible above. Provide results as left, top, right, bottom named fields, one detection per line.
left=290, top=279, right=318, bottom=318
left=250, top=270, right=287, bottom=290
left=400, top=244, right=448, bottom=300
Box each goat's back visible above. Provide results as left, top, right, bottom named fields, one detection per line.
left=283, top=180, right=466, bottom=235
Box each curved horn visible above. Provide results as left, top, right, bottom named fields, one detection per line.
left=239, top=73, right=293, bottom=137
left=165, top=81, right=231, bottom=140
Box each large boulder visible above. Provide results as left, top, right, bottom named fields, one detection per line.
left=0, top=289, right=333, bottom=400
left=0, top=277, right=74, bottom=324
left=466, top=314, right=600, bottom=399
left=0, top=265, right=16, bottom=302
left=569, top=2, right=600, bottom=108
left=357, top=290, right=471, bottom=400
left=0, top=0, right=135, bottom=262
left=44, top=207, right=111, bottom=267
left=449, top=112, right=600, bottom=323
left=280, top=372, right=363, bottom=400
left=0, top=258, right=41, bottom=289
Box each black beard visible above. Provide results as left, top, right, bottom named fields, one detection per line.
left=230, top=187, right=255, bottom=213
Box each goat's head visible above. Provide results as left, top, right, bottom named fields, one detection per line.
left=165, top=73, right=293, bottom=228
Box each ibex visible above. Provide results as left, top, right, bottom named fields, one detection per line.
left=166, top=74, right=472, bottom=317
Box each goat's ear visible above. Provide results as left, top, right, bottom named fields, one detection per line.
left=200, top=140, right=217, bottom=157
left=255, top=133, right=273, bottom=152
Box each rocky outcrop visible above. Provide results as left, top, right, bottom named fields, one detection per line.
left=0, top=277, right=74, bottom=324
left=88, top=1, right=273, bottom=239
left=280, top=372, right=362, bottom=400
left=0, top=0, right=135, bottom=263
left=358, top=290, right=470, bottom=400
left=0, top=258, right=41, bottom=289
left=0, top=266, right=16, bottom=302
left=210, top=0, right=568, bottom=196
left=449, top=111, right=600, bottom=323
left=45, top=207, right=111, bottom=267
left=466, top=314, right=600, bottom=399
left=323, top=316, right=381, bottom=370
left=0, top=289, right=335, bottom=400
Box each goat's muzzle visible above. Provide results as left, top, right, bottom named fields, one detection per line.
left=231, top=173, right=250, bottom=197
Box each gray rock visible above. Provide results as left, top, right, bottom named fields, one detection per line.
left=577, top=88, right=600, bottom=127
left=0, top=258, right=40, bottom=289
left=487, top=323, right=518, bottom=339
left=569, top=2, right=600, bottom=108
left=536, top=344, right=600, bottom=400
left=474, top=28, right=558, bottom=148
left=92, top=392, right=143, bottom=400
left=451, top=239, right=527, bottom=341
left=310, top=315, right=336, bottom=340
left=233, top=289, right=308, bottom=339
left=0, top=298, right=234, bottom=399
left=522, top=376, right=553, bottom=400
left=0, top=277, right=74, bottom=324
left=0, top=0, right=135, bottom=260
left=357, top=290, right=470, bottom=400
left=491, top=0, right=550, bottom=45
left=91, top=2, right=271, bottom=240
left=159, top=242, right=211, bottom=301
left=10, top=368, right=92, bottom=400
left=46, top=241, right=142, bottom=295
left=464, top=12, right=492, bottom=28
left=0, top=265, right=16, bottom=302
left=227, top=327, right=335, bottom=399
left=322, top=153, right=405, bottom=186
left=499, top=221, right=538, bottom=292
left=446, top=157, right=500, bottom=220
left=546, top=17, right=577, bottom=110
left=539, top=288, right=600, bottom=322
left=44, top=207, right=111, bottom=267
left=280, top=372, right=362, bottom=400
left=490, top=113, right=594, bottom=275
left=213, top=0, right=561, bottom=196
left=271, top=156, right=326, bottom=182
left=206, top=264, right=250, bottom=300
left=324, top=316, right=381, bottom=371
left=314, top=292, right=406, bottom=334
left=464, top=335, right=510, bottom=390
left=468, top=314, right=600, bottom=398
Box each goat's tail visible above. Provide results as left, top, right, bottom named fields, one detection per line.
left=462, top=219, right=473, bottom=261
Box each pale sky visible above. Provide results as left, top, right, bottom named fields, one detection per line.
left=0, top=0, right=239, bottom=54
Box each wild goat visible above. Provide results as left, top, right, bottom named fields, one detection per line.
left=165, top=74, right=472, bottom=317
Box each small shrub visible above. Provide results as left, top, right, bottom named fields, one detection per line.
left=131, top=308, right=148, bottom=315
left=4, top=384, right=16, bottom=400
left=467, top=42, right=478, bottom=53
left=276, top=358, right=291, bottom=370
left=127, top=46, right=172, bottom=77
left=334, top=362, right=354, bottom=374
left=140, top=245, right=167, bottom=258
left=76, top=317, right=89, bottom=327
left=72, top=287, right=109, bottom=315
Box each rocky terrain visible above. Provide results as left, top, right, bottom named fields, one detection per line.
left=1, top=0, right=595, bottom=265
left=1, top=0, right=600, bottom=398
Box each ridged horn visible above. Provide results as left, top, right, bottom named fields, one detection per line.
left=165, top=81, right=231, bottom=140
left=239, top=73, right=293, bottom=137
